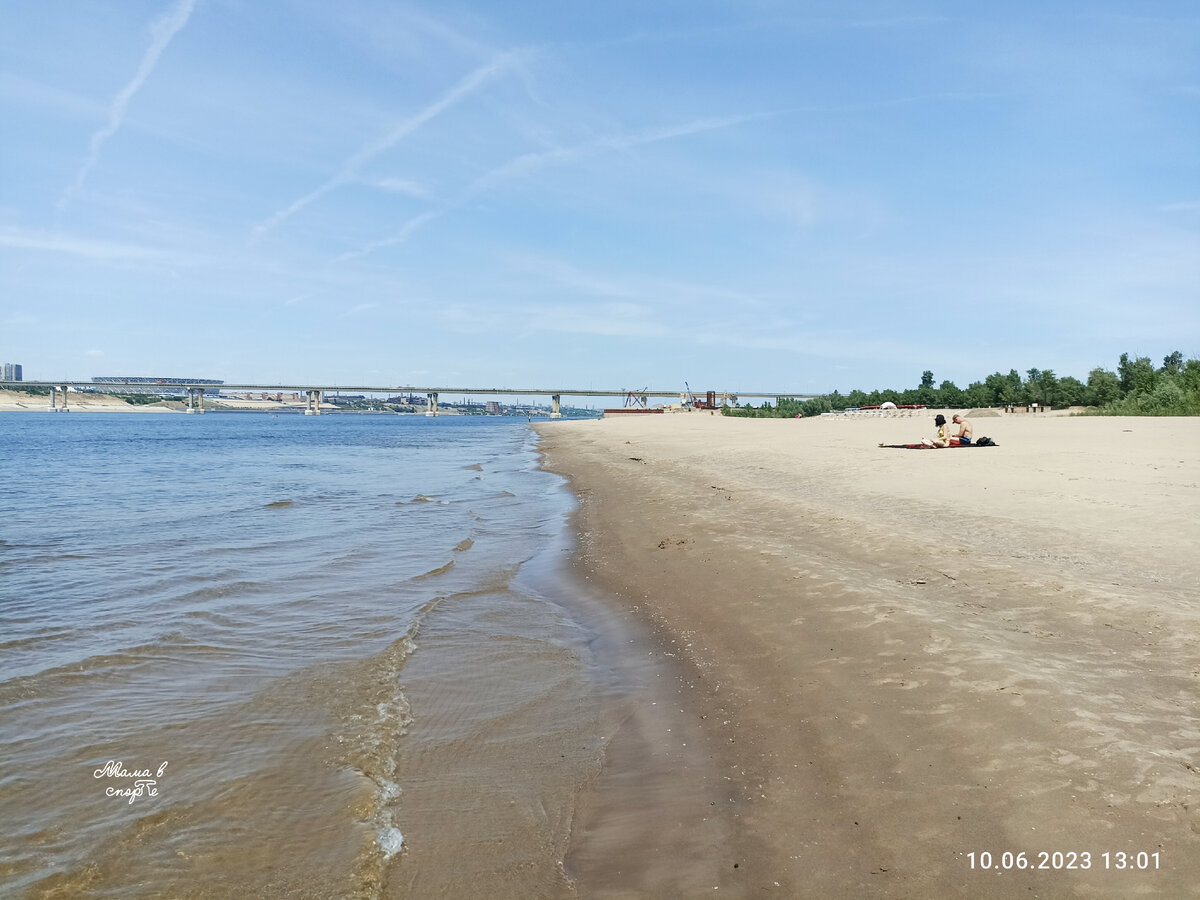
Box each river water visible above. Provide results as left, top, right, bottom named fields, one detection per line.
left=0, top=411, right=685, bottom=898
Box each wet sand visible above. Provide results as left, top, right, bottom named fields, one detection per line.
left=538, top=412, right=1200, bottom=898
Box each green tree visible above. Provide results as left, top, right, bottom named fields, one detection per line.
left=1137, top=379, right=1184, bottom=412
left=963, top=381, right=990, bottom=408
left=1056, top=376, right=1087, bottom=407
left=1118, top=353, right=1156, bottom=395
left=1036, top=369, right=1060, bottom=406
left=983, top=372, right=1011, bottom=405
left=725, top=350, right=1199, bottom=419
left=939, top=380, right=965, bottom=408
left=1025, top=368, right=1054, bottom=405
left=1007, top=369, right=1027, bottom=405
left=1087, top=368, right=1121, bottom=406
left=1181, top=359, right=1200, bottom=393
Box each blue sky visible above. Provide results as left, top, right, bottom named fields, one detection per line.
left=2, top=1, right=1198, bottom=395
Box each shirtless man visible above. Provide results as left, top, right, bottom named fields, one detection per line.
left=951, top=414, right=973, bottom=445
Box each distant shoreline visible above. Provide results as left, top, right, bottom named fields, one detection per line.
left=0, top=389, right=521, bottom=415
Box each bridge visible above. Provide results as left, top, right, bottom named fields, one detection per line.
left=1, top=381, right=817, bottom=416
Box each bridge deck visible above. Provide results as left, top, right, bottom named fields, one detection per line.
left=2, top=381, right=815, bottom=400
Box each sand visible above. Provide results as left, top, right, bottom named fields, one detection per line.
left=536, top=411, right=1200, bottom=898
left=0, top=389, right=179, bottom=412
left=0, top=389, right=331, bottom=413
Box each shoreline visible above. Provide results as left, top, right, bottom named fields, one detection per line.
left=0, top=390, right=532, bottom=415
left=537, top=413, right=1200, bottom=897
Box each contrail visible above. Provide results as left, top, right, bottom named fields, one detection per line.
left=251, top=53, right=516, bottom=242
left=334, top=112, right=769, bottom=263
left=59, top=0, right=197, bottom=209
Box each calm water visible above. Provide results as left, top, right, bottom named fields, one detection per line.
left=0, top=411, right=636, bottom=898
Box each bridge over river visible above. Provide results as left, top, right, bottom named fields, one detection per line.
left=3, top=381, right=817, bottom=417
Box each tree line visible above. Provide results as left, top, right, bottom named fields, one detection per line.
left=725, top=351, right=1200, bottom=418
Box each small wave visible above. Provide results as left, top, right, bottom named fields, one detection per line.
left=464, top=463, right=483, bottom=471
left=173, top=580, right=271, bottom=605
left=378, top=824, right=404, bottom=859
left=401, top=494, right=450, bottom=506
left=265, top=499, right=294, bottom=509
left=0, top=635, right=230, bottom=704
left=413, top=560, right=455, bottom=580
left=0, top=626, right=78, bottom=653
left=0, top=552, right=93, bottom=571
left=453, top=538, right=474, bottom=553
left=320, top=632, right=423, bottom=887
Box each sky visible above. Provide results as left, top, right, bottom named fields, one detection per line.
left=2, top=0, right=1199, bottom=395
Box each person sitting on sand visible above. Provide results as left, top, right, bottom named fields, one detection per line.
left=951, top=414, right=973, bottom=446
left=922, top=414, right=952, bottom=448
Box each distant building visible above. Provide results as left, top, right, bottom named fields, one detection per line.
left=485, top=401, right=502, bottom=414
left=1, top=363, right=22, bottom=381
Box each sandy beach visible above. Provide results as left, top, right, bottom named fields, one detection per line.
left=537, top=411, right=1200, bottom=898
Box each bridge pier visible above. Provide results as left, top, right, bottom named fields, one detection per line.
left=186, top=387, right=206, bottom=414
left=550, top=394, right=562, bottom=418
left=305, top=389, right=323, bottom=415
left=425, top=392, right=439, bottom=416
left=50, top=385, right=70, bottom=411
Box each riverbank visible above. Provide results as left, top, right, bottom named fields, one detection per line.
left=0, top=389, right=178, bottom=412
left=537, top=413, right=1200, bottom=897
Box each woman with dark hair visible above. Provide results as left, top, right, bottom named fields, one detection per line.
left=922, top=414, right=952, bottom=448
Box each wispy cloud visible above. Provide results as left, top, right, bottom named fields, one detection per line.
left=472, top=112, right=771, bottom=191
left=251, top=52, right=518, bottom=242
left=373, top=178, right=429, bottom=197
left=501, top=252, right=778, bottom=309
left=336, top=112, right=769, bottom=261
left=58, top=0, right=196, bottom=209
left=333, top=210, right=445, bottom=263
left=605, top=14, right=950, bottom=48
left=0, top=226, right=163, bottom=261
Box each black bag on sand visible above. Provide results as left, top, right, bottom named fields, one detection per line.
left=975, top=436, right=997, bottom=447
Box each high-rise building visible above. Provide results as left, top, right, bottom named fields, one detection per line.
left=1, top=363, right=22, bottom=381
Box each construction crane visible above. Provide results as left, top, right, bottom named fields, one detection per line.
left=623, top=387, right=649, bottom=409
